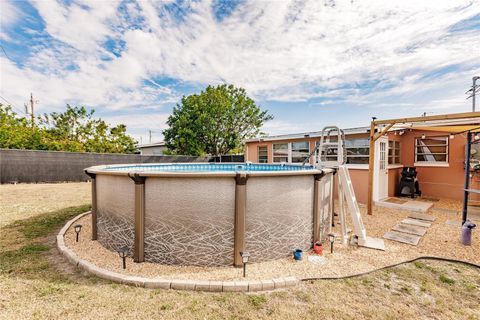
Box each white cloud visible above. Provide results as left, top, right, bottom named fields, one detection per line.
left=0, top=0, right=21, bottom=41
left=261, top=119, right=303, bottom=135
left=0, top=0, right=479, bottom=135
left=32, top=0, right=120, bottom=52
left=103, top=112, right=170, bottom=143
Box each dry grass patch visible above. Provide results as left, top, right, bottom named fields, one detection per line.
left=0, top=184, right=478, bottom=319
left=0, top=182, right=90, bottom=227
left=0, top=205, right=479, bottom=319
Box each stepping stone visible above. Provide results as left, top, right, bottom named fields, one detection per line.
left=376, top=199, right=433, bottom=212
left=432, top=208, right=459, bottom=215
left=445, top=220, right=462, bottom=227
left=408, top=212, right=436, bottom=222
left=392, top=223, right=427, bottom=236
left=467, top=205, right=480, bottom=215
left=383, top=231, right=421, bottom=246
left=419, top=196, right=439, bottom=202
left=384, top=197, right=408, bottom=204
left=467, top=208, right=480, bottom=220
left=445, top=219, right=480, bottom=226
left=402, top=218, right=432, bottom=228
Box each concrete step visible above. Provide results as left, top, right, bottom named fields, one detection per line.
left=376, top=198, right=433, bottom=213
left=401, top=218, right=432, bottom=228
left=408, top=212, right=436, bottom=222
left=383, top=230, right=421, bottom=246
left=392, top=223, right=428, bottom=236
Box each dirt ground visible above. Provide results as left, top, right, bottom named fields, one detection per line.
left=0, top=183, right=479, bottom=319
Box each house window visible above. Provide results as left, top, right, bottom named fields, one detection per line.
left=388, top=141, right=401, bottom=164
left=273, top=143, right=289, bottom=162
left=345, top=138, right=369, bottom=164
left=415, top=136, right=448, bottom=163
left=258, top=146, right=268, bottom=163
left=291, top=141, right=310, bottom=163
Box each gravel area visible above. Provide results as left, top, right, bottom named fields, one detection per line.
left=0, top=182, right=90, bottom=227
left=64, top=198, right=479, bottom=281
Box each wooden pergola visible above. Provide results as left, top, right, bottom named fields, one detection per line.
left=367, top=111, right=480, bottom=215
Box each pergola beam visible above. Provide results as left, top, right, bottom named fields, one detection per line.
left=374, top=123, right=396, bottom=141
left=372, top=111, right=480, bottom=125
left=367, top=111, right=480, bottom=215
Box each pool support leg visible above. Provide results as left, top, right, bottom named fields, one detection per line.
left=129, top=173, right=146, bottom=263
left=313, top=173, right=325, bottom=243
left=234, top=173, right=248, bottom=267
left=84, top=171, right=98, bottom=240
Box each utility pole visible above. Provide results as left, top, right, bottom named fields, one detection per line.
left=466, top=76, right=479, bottom=112
left=149, top=130, right=152, bottom=144
left=24, top=93, right=38, bottom=128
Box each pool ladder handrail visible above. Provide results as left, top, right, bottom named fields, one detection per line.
left=302, top=126, right=346, bottom=168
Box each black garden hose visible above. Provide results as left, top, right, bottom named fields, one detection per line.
left=301, top=256, right=480, bottom=281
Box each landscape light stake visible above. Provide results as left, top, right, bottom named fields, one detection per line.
left=240, top=251, right=250, bottom=277
left=74, top=224, right=82, bottom=242
left=117, top=246, right=129, bottom=269
left=328, top=233, right=336, bottom=254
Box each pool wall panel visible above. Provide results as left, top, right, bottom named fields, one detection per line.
left=245, top=176, right=314, bottom=262
left=96, top=175, right=135, bottom=255
left=144, top=177, right=236, bottom=266
left=89, top=164, right=332, bottom=267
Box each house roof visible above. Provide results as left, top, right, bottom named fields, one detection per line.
left=137, top=142, right=166, bottom=149
left=245, top=126, right=370, bottom=143
left=246, top=114, right=480, bottom=143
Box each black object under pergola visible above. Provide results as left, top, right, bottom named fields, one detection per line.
left=366, top=112, right=480, bottom=226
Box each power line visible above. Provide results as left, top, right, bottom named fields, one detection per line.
left=466, top=76, right=480, bottom=112
left=25, top=93, right=38, bottom=127
left=0, top=94, right=26, bottom=115
left=0, top=45, right=12, bottom=61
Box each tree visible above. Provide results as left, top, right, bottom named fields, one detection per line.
left=0, top=103, right=137, bottom=153
left=40, top=105, right=137, bottom=153
left=0, top=105, right=52, bottom=150
left=163, top=84, right=273, bottom=156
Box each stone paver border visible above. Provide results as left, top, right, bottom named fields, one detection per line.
left=57, top=212, right=299, bottom=292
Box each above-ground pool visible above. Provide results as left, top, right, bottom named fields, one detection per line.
left=85, top=163, right=334, bottom=267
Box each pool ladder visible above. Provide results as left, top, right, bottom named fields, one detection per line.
left=302, top=126, right=346, bottom=167
left=304, top=126, right=385, bottom=251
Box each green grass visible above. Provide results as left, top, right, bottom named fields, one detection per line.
left=0, top=202, right=479, bottom=319
left=439, top=275, right=455, bottom=285
left=247, top=294, right=267, bottom=308
left=0, top=205, right=90, bottom=280
left=12, top=204, right=91, bottom=239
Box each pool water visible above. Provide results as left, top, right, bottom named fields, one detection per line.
left=103, top=163, right=315, bottom=172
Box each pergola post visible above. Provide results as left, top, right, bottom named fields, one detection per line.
left=129, top=173, right=146, bottom=263
left=234, top=172, right=248, bottom=267
left=367, top=111, right=480, bottom=215
left=462, top=132, right=472, bottom=225
left=84, top=171, right=98, bottom=240
left=367, top=121, right=376, bottom=215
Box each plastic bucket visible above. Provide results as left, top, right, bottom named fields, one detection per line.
left=313, top=242, right=323, bottom=255
left=293, top=249, right=303, bottom=261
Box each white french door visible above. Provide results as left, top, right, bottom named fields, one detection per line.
left=373, top=137, right=388, bottom=201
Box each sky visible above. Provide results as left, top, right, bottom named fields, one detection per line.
left=1, top=0, right=479, bottom=143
